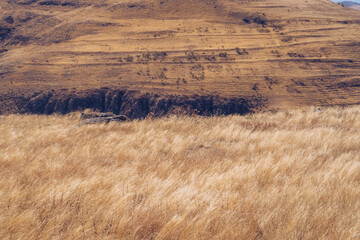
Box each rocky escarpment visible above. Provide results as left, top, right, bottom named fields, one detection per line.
left=4, top=88, right=265, bottom=119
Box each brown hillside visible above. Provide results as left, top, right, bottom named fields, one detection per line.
left=0, top=0, right=359, bottom=115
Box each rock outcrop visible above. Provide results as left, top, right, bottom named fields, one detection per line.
left=20, top=88, right=265, bottom=119
left=78, top=112, right=129, bottom=125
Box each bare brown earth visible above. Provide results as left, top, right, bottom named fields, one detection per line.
left=0, top=0, right=360, bottom=116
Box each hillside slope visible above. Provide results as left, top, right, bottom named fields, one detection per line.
left=0, top=0, right=359, bottom=115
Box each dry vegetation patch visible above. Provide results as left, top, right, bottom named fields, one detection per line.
left=0, top=106, right=359, bottom=239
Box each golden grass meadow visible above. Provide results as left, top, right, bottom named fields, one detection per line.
left=0, top=106, right=359, bottom=239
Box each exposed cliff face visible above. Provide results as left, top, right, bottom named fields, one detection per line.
left=19, top=88, right=264, bottom=118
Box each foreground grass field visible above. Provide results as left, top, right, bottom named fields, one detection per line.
left=0, top=106, right=359, bottom=239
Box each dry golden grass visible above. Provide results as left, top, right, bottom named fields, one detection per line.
left=0, top=106, right=359, bottom=239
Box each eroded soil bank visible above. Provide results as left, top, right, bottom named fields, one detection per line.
left=0, top=88, right=265, bottom=119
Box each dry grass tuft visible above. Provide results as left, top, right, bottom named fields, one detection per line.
left=0, top=106, right=359, bottom=239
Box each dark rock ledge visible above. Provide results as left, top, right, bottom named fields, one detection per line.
left=3, top=88, right=266, bottom=119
